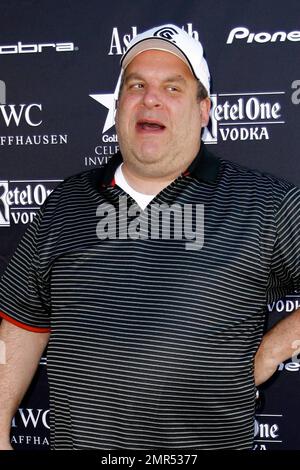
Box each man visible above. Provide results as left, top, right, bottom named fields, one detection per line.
left=1, top=24, right=300, bottom=450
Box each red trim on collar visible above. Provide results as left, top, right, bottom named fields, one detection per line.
left=101, top=177, right=116, bottom=189
left=0, top=311, right=51, bottom=333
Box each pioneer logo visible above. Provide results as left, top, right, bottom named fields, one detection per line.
left=0, top=41, right=77, bottom=55
left=227, top=27, right=300, bottom=44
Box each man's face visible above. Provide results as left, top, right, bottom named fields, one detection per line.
left=115, top=50, right=210, bottom=179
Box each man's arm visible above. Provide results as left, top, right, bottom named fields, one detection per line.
left=254, top=308, right=300, bottom=386
left=0, top=319, right=50, bottom=449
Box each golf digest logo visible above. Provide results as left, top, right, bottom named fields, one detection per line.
left=87, top=88, right=120, bottom=166
left=0, top=180, right=60, bottom=227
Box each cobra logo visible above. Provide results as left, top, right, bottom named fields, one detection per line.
left=154, top=27, right=178, bottom=41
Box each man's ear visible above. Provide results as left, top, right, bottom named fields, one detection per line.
left=199, top=97, right=211, bottom=128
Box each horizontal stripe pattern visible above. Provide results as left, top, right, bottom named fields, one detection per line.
left=1, top=149, right=300, bottom=450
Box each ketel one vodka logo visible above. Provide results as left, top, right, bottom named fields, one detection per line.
left=203, top=91, right=285, bottom=144
left=253, top=414, right=282, bottom=450
left=0, top=180, right=60, bottom=227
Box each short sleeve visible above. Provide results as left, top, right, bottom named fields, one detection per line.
left=0, top=207, right=51, bottom=332
left=270, top=186, right=300, bottom=294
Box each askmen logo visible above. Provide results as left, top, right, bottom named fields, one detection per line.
left=0, top=180, right=60, bottom=227
left=108, top=23, right=199, bottom=56
left=0, top=80, right=68, bottom=146
left=204, top=91, right=285, bottom=143
left=227, top=27, right=300, bottom=44
left=253, top=414, right=283, bottom=450
left=0, top=41, right=77, bottom=55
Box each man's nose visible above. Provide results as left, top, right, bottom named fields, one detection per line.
left=142, top=87, right=162, bottom=108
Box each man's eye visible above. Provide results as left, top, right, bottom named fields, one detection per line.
left=130, top=83, right=144, bottom=89
left=167, top=86, right=179, bottom=92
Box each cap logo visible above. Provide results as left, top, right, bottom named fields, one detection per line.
left=153, top=27, right=178, bottom=41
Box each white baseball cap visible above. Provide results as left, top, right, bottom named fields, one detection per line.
left=119, top=24, right=211, bottom=96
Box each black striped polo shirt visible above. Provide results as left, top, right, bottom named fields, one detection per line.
left=1, top=143, right=300, bottom=450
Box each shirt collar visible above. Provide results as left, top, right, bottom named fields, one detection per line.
left=184, top=142, right=221, bottom=183
left=95, top=141, right=221, bottom=189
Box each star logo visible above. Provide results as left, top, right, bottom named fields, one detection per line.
left=89, top=81, right=120, bottom=133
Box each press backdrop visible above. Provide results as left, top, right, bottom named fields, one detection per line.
left=1, top=0, right=300, bottom=450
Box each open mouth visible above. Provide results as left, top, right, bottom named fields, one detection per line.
left=136, top=119, right=166, bottom=132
